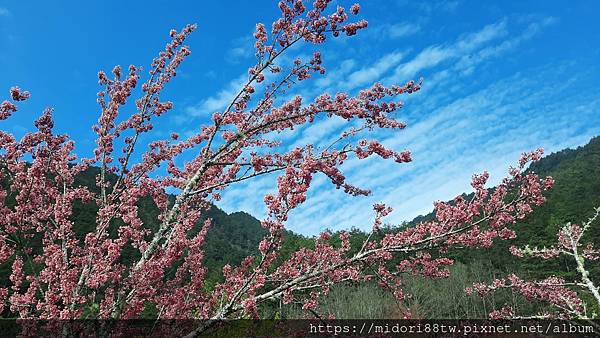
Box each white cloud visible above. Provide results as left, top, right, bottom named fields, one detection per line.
left=396, top=0, right=461, bottom=14
left=344, top=51, right=405, bottom=89
left=225, top=36, right=254, bottom=64
left=452, top=16, right=557, bottom=77
left=385, top=20, right=507, bottom=82
left=367, top=23, right=421, bottom=40
left=387, top=46, right=450, bottom=82
left=184, top=74, right=247, bottom=117
left=388, top=23, right=421, bottom=38
left=314, top=59, right=357, bottom=90
left=288, top=116, right=349, bottom=150
left=229, top=47, right=249, bottom=58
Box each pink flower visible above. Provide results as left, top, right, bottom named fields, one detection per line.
left=10, top=86, right=30, bottom=101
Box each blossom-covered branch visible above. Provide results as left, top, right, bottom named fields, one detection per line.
left=467, top=206, right=600, bottom=319
left=201, top=150, right=553, bottom=323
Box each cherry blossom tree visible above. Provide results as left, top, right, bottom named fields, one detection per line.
left=0, top=0, right=555, bottom=333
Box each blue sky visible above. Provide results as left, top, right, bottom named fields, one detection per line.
left=1, top=1, right=599, bottom=235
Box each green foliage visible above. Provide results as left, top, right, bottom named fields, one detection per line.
left=284, top=283, right=400, bottom=319
left=400, top=261, right=548, bottom=318
left=279, top=262, right=549, bottom=319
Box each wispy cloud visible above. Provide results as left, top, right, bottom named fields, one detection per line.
left=183, top=74, right=247, bottom=118
left=228, top=47, right=249, bottom=60
left=419, top=0, right=460, bottom=13
left=388, top=23, right=421, bottom=38
left=395, top=0, right=461, bottom=15
left=0, top=7, right=9, bottom=16
left=288, top=116, right=349, bottom=150
left=384, top=20, right=508, bottom=83
left=367, top=23, right=421, bottom=40
left=314, top=59, right=357, bottom=91
left=225, top=36, right=254, bottom=64
left=343, top=51, right=405, bottom=90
